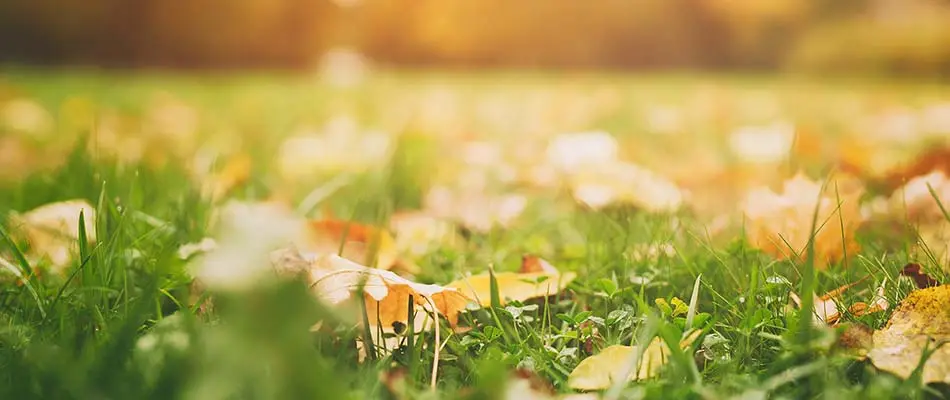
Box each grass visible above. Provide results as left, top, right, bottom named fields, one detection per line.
left=0, top=68, right=949, bottom=399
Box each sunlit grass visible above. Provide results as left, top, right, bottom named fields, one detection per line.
left=1, top=69, right=948, bottom=398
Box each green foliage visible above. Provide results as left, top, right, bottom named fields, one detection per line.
left=0, top=71, right=947, bottom=399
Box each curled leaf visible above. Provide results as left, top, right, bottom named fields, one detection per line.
left=310, top=254, right=472, bottom=327
left=900, top=263, right=940, bottom=289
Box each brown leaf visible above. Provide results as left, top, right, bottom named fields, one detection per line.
left=880, top=147, right=950, bottom=193
left=520, top=254, right=558, bottom=274
left=900, top=263, right=940, bottom=289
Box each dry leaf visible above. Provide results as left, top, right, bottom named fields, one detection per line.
left=741, top=173, right=863, bottom=267
left=1, top=98, right=53, bottom=137
left=728, top=122, right=794, bottom=164
left=195, top=201, right=305, bottom=291
left=504, top=369, right=557, bottom=400
left=520, top=254, right=558, bottom=274
left=310, top=254, right=472, bottom=328
left=878, top=147, right=950, bottom=193
left=567, top=330, right=702, bottom=390
left=424, top=186, right=527, bottom=233
left=299, top=218, right=402, bottom=272
left=568, top=161, right=684, bottom=212
left=199, top=153, right=252, bottom=202
left=790, top=278, right=887, bottom=326
left=901, top=263, right=940, bottom=289
left=888, top=170, right=950, bottom=222
left=277, top=117, right=392, bottom=180
left=447, top=257, right=576, bottom=307
left=9, top=199, right=96, bottom=274
left=837, top=323, right=875, bottom=358
left=177, top=238, right=218, bottom=260
left=545, top=131, right=619, bottom=173
left=389, top=211, right=462, bottom=257
left=868, top=285, right=950, bottom=383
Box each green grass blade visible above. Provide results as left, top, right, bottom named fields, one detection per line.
left=488, top=265, right=502, bottom=310
left=0, top=256, right=46, bottom=318
left=685, top=274, right=702, bottom=332
left=927, top=183, right=950, bottom=224
left=407, top=294, right=416, bottom=379
left=0, top=223, right=35, bottom=279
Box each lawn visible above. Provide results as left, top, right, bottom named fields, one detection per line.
left=1, top=68, right=949, bottom=399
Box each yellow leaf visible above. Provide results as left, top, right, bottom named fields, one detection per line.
left=567, top=330, right=702, bottom=390
left=740, top=173, right=863, bottom=267
left=389, top=211, right=463, bottom=257
left=447, top=257, right=575, bottom=307
left=424, top=186, right=527, bottom=233
left=199, top=153, right=252, bottom=202
left=309, top=254, right=472, bottom=328
left=9, top=199, right=96, bottom=274
left=868, top=285, right=950, bottom=383
left=299, top=218, right=405, bottom=273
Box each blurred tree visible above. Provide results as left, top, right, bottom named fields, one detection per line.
left=0, top=0, right=949, bottom=74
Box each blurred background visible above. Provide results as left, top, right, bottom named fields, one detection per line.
left=2, top=0, right=950, bottom=75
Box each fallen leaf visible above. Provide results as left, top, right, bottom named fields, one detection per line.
left=195, top=200, right=305, bottom=291
left=568, top=161, right=684, bottom=212
left=504, top=369, right=557, bottom=400
left=1, top=98, right=53, bottom=137
left=790, top=277, right=887, bottom=326
left=868, top=285, right=950, bottom=383
left=520, top=254, right=558, bottom=274
left=888, top=170, right=950, bottom=222
left=879, top=147, right=950, bottom=193
left=177, top=238, right=218, bottom=260
left=567, top=330, right=702, bottom=390
left=545, top=131, right=619, bottom=173
left=299, top=218, right=402, bottom=272
left=389, top=211, right=463, bottom=257
left=199, top=153, right=252, bottom=202
left=309, top=253, right=472, bottom=328
left=741, top=173, right=863, bottom=267
left=836, top=323, right=874, bottom=359
left=424, top=186, right=527, bottom=233
left=901, top=263, right=940, bottom=289
left=447, top=257, right=576, bottom=307
left=277, top=117, right=392, bottom=180
left=9, top=199, right=97, bottom=274
left=728, top=122, right=794, bottom=164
